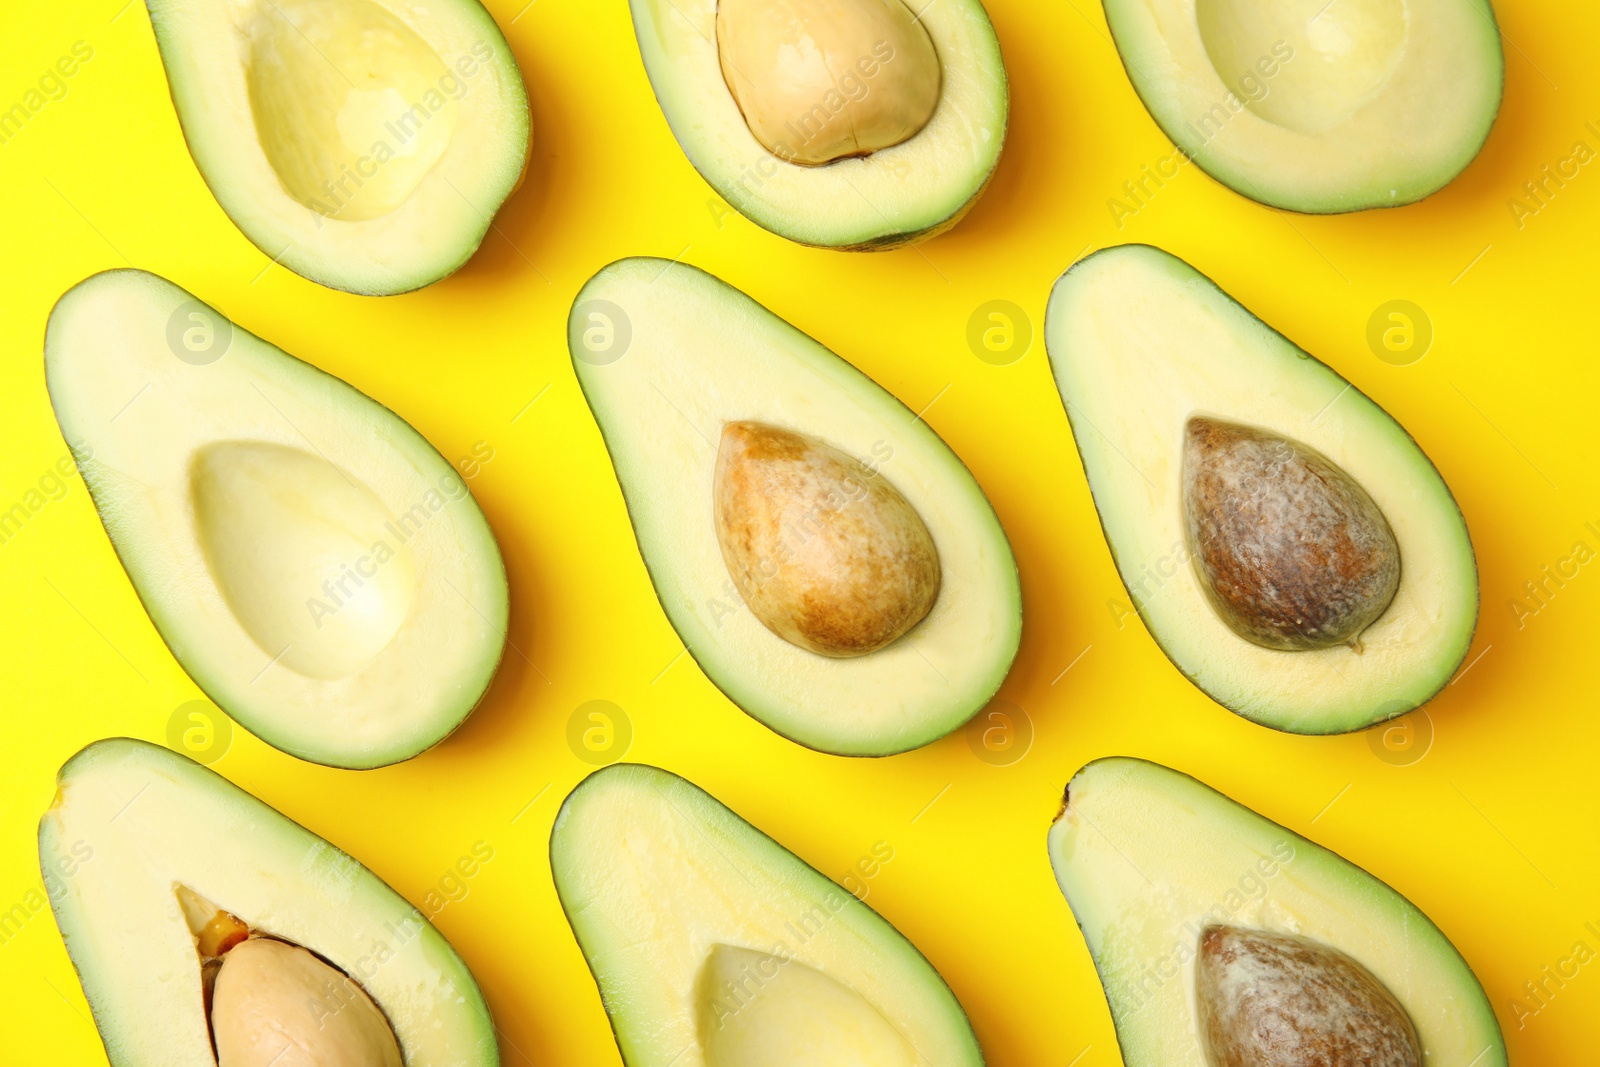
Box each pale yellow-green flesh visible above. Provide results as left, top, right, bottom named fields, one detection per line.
left=628, top=0, right=1007, bottom=246
left=1045, top=245, right=1476, bottom=732
left=1048, top=758, right=1505, bottom=1067
left=45, top=270, right=507, bottom=768
left=570, top=259, right=1020, bottom=756
left=146, top=0, right=529, bottom=293
left=39, top=739, right=496, bottom=1067
left=1103, top=0, right=1502, bottom=210
left=697, top=945, right=921, bottom=1066
left=549, top=764, right=982, bottom=1067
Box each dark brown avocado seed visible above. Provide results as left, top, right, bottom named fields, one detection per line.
left=1196, top=925, right=1421, bottom=1067
left=1181, top=416, right=1400, bottom=651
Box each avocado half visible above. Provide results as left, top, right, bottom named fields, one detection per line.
left=1043, top=245, right=1477, bottom=733
left=1102, top=0, right=1503, bottom=211
left=39, top=738, right=499, bottom=1066
left=625, top=0, right=1008, bottom=249
left=568, top=257, right=1022, bottom=757
left=45, top=270, right=508, bottom=769
left=551, top=763, right=984, bottom=1065
left=143, top=0, right=530, bottom=294
left=1048, top=757, right=1506, bottom=1066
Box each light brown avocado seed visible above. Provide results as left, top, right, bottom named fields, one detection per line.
left=210, top=937, right=403, bottom=1067
left=715, top=0, right=942, bottom=165
left=713, top=421, right=940, bottom=657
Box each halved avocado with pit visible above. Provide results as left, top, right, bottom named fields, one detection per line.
left=39, top=738, right=498, bottom=1066
left=568, top=257, right=1021, bottom=756
left=1048, top=757, right=1505, bottom=1066
left=144, top=0, right=530, bottom=294
left=626, top=0, right=1009, bottom=248
left=1102, top=0, right=1503, bottom=211
left=1043, top=245, right=1477, bottom=733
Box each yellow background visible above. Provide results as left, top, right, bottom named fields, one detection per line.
left=3, top=0, right=1597, bottom=1062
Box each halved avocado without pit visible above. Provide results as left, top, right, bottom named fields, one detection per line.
left=45, top=270, right=508, bottom=768
left=1048, top=757, right=1505, bottom=1067
left=40, top=738, right=498, bottom=1066
left=1102, top=0, right=1503, bottom=211
left=551, top=763, right=984, bottom=1066
left=144, top=0, right=530, bottom=294
left=1044, top=245, right=1477, bottom=733
left=568, top=257, right=1021, bottom=756
left=626, top=0, right=1009, bottom=248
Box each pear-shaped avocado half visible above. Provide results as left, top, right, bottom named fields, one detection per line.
left=39, top=738, right=499, bottom=1066
left=568, top=258, right=1021, bottom=756
left=626, top=0, right=1008, bottom=249
left=1048, top=758, right=1505, bottom=1066
left=551, top=763, right=983, bottom=1066
left=1102, top=0, right=1503, bottom=211
left=45, top=270, right=508, bottom=768
left=1044, top=245, right=1476, bottom=733
left=142, top=0, right=530, bottom=294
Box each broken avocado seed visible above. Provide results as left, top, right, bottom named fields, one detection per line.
left=1196, top=925, right=1421, bottom=1067
left=715, top=0, right=942, bottom=166
left=713, top=421, right=940, bottom=657
left=1181, top=416, right=1400, bottom=651
left=178, top=888, right=401, bottom=1067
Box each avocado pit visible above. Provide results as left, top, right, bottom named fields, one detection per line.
left=1181, top=416, right=1400, bottom=651
left=1196, top=925, right=1421, bottom=1067
left=713, top=421, right=940, bottom=657
left=178, top=887, right=401, bottom=1066
left=715, top=0, right=942, bottom=165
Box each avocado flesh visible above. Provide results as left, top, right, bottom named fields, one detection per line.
left=550, top=763, right=982, bottom=1066
left=45, top=270, right=508, bottom=768
left=1047, top=757, right=1505, bottom=1067
left=1102, top=0, right=1503, bottom=211
left=38, top=738, right=498, bottom=1067
left=569, top=258, right=1021, bottom=756
left=1044, top=245, right=1476, bottom=733
left=626, top=0, right=1008, bottom=248
left=144, top=0, right=530, bottom=294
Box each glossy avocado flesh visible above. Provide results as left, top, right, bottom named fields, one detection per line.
left=626, top=0, right=1008, bottom=249
left=550, top=763, right=983, bottom=1066
left=144, top=0, right=530, bottom=294
left=46, top=271, right=508, bottom=768
left=39, top=738, right=498, bottom=1066
left=568, top=258, right=1021, bottom=757
left=1048, top=757, right=1505, bottom=1067
left=1044, top=245, right=1476, bottom=733
left=1102, top=0, right=1502, bottom=212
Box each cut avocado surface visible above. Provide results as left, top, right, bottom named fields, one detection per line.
left=45, top=270, right=508, bottom=769
left=39, top=738, right=498, bottom=1066
left=626, top=0, right=1008, bottom=248
left=568, top=257, right=1021, bottom=756
left=1044, top=244, right=1476, bottom=733
left=145, top=0, right=530, bottom=294
left=1048, top=758, right=1505, bottom=1067
left=1102, top=0, right=1503, bottom=211
left=550, top=762, right=983, bottom=1066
